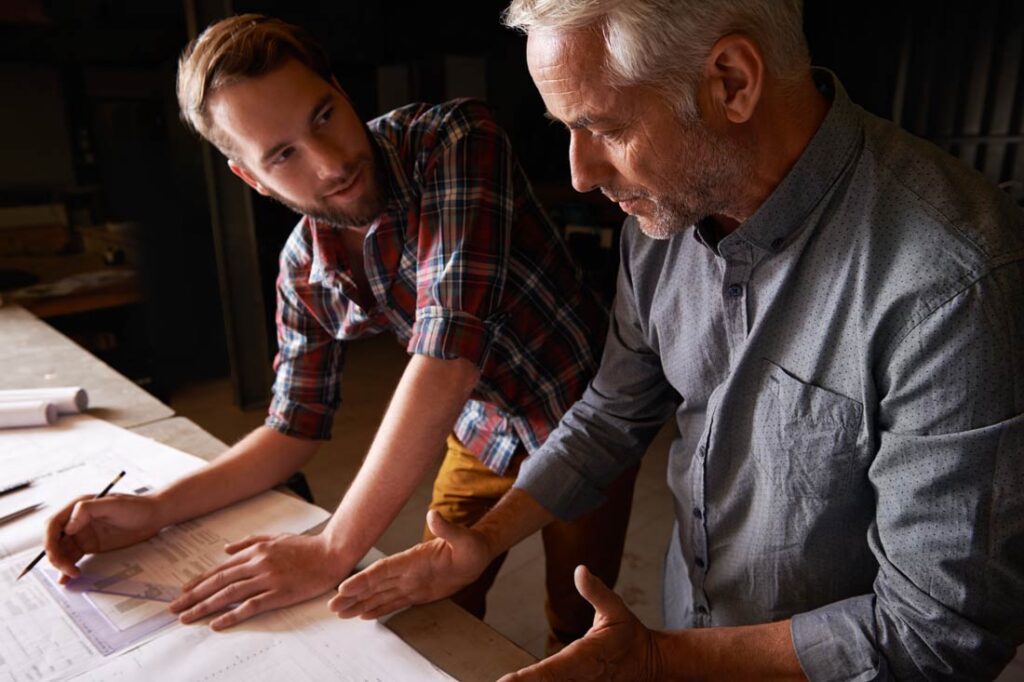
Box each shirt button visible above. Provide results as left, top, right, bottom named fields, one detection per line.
left=726, top=283, right=743, bottom=298
left=771, top=237, right=785, bottom=251
left=696, top=605, right=708, bottom=615
left=695, top=556, right=705, bottom=568
left=692, top=507, right=703, bottom=520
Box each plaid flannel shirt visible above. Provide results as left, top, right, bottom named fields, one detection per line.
left=265, top=99, right=607, bottom=474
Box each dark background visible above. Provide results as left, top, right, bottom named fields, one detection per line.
left=1, top=0, right=1021, bottom=406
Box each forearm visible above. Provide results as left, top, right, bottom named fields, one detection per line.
left=656, top=619, right=804, bottom=681
left=153, top=425, right=319, bottom=527
left=322, top=354, right=480, bottom=568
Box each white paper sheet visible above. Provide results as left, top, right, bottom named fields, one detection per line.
left=0, top=483, right=334, bottom=682
left=73, top=591, right=454, bottom=682
left=0, top=551, right=105, bottom=682
left=1, top=414, right=451, bottom=682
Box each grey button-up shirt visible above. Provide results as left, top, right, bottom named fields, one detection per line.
left=516, top=72, right=1024, bottom=679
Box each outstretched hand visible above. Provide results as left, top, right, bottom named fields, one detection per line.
left=499, top=565, right=662, bottom=682
left=330, top=510, right=492, bottom=619
left=169, top=532, right=346, bottom=630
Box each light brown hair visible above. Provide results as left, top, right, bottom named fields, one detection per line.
left=176, top=14, right=333, bottom=156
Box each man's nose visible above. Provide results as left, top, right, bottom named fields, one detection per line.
left=309, top=138, right=344, bottom=180
left=568, top=131, right=611, bottom=194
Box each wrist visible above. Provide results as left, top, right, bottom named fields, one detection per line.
left=319, top=522, right=364, bottom=576
left=650, top=629, right=694, bottom=680
left=149, top=489, right=175, bottom=529
left=468, top=516, right=505, bottom=564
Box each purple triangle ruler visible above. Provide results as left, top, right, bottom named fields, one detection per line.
left=36, top=567, right=179, bottom=656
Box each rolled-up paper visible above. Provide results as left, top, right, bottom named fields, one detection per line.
left=0, top=387, right=88, bottom=414
left=0, top=401, right=58, bottom=429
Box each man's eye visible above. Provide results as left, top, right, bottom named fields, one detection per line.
left=272, top=148, right=295, bottom=165
left=594, top=128, right=624, bottom=141
left=317, top=107, right=333, bottom=126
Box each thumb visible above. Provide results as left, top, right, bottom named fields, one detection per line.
left=574, top=564, right=628, bottom=620
left=425, top=509, right=468, bottom=544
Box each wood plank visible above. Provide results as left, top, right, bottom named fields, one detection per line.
left=386, top=599, right=537, bottom=681
left=130, top=416, right=229, bottom=462
left=0, top=304, right=172, bottom=428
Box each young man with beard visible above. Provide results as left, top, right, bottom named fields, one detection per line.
left=335, top=0, right=1024, bottom=679
left=42, top=14, right=638, bottom=653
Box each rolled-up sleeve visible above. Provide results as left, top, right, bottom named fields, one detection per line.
left=407, top=102, right=512, bottom=369
left=792, top=263, right=1024, bottom=680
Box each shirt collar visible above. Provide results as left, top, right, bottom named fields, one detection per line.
left=707, top=69, right=863, bottom=257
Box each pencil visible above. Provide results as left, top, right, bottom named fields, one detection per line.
left=0, top=502, right=45, bottom=526
left=0, top=479, right=32, bottom=497
left=16, top=470, right=126, bottom=580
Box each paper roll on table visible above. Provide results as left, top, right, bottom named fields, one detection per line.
left=0, top=387, right=88, bottom=414
left=0, top=400, right=59, bottom=429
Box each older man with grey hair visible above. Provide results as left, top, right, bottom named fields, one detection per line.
left=335, top=1, right=1024, bottom=679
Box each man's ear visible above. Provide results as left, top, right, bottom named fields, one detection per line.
left=703, top=33, right=764, bottom=125
left=228, top=160, right=270, bottom=196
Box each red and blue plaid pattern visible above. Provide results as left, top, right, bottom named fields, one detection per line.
left=266, top=100, right=607, bottom=474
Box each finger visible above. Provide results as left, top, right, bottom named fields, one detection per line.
left=359, top=593, right=414, bottom=620
left=500, top=638, right=604, bottom=682
left=64, top=499, right=98, bottom=535
left=56, top=557, right=83, bottom=581
left=179, top=553, right=251, bottom=594
left=335, top=559, right=402, bottom=600
left=209, top=589, right=278, bottom=626
left=425, top=509, right=466, bottom=543
left=177, top=576, right=264, bottom=624
left=44, top=495, right=91, bottom=575
left=327, top=592, right=360, bottom=616
left=496, top=660, right=562, bottom=682
left=331, top=586, right=404, bottom=619
left=56, top=535, right=86, bottom=579
left=210, top=592, right=275, bottom=631
left=224, top=534, right=273, bottom=555
left=172, top=558, right=252, bottom=612
left=573, top=565, right=628, bottom=620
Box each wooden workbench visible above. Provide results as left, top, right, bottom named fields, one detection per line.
left=0, top=304, right=171, bottom=428
left=1, top=303, right=535, bottom=681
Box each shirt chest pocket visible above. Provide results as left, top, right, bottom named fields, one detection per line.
left=750, top=361, right=864, bottom=500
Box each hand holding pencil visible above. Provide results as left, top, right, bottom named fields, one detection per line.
left=21, top=471, right=166, bottom=581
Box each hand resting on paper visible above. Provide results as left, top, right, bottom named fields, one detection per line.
left=169, top=531, right=346, bottom=630
left=45, top=493, right=165, bottom=581
left=330, top=509, right=492, bottom=619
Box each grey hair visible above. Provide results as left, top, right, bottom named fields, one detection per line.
left=502, top=0, right=810, bottom=119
